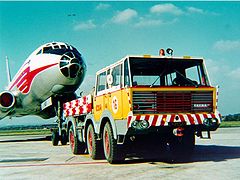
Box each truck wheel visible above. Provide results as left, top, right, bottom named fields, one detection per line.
left=69, top=125, right=85, bottom=154
left=60, top=130, right=67, bottom=145
left=86, top=124, right=104, bottom=160
left=103, top=122, right=125, bottom=164
left=51, top=129, right=59, bottom=146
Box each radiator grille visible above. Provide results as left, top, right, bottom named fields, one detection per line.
left=132, top=91, right=213, bottom=114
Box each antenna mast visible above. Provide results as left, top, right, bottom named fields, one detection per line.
left=6, top=56, right=12, bottom=84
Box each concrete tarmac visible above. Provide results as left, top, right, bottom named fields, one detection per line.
left=0, top=128, right=240, bottom=180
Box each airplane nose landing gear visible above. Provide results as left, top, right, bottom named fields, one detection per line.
left=51, top=128, right=59, bottom=146
left=51, top=100, right=68, bottom=146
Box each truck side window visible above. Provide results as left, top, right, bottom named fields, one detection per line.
left=124, top=60, right=130, bottom=87
left=111, top=64, right=121, bottom=88
left=97, top=71, right=106, bottom=92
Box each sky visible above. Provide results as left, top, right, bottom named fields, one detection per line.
left=0, top=1, right=240, bottom=126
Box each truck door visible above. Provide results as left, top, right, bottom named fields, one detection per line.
left=107, top=64, right=123, bottom=119
left=94, top=71, right=107, bottom=121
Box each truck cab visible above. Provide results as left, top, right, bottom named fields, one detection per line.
left=94, top=55, right=220, bottom=130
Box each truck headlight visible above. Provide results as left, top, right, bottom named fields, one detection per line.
left=131, top=120, right=149, bottom=130
left=203, top=118, right=219, bottom=127
left=139, top=120, right=149, bottom=129
left=131, top=121, right=139, bottom=129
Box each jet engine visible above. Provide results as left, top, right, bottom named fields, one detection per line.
left=0, top=91, right=15, bottom=112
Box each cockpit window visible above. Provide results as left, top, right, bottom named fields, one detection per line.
left=36, top=43, right=79, bottom=56
left=59, top=51, right=84, bottom=79
left=43, top=48, right=68, bottom=55
left=36, top=49, right=42, bottom=55
left=43, top=46, right=53, bottom=53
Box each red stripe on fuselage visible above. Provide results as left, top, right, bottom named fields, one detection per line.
left=9, top=67, right=30, bottom=91
left=9, top=63, right=58, bottom=94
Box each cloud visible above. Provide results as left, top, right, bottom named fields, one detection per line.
left=205, top=58, right=240, bottom=85
left=213, top=40, right=240, bottom=52
left=91, top=4, right=216, bottom=29
left=134, top=18, right=163, bottom=27
left=150, top=4, right=217, bottom=17
left=96, top=3, right=111, bottom=10
left=112, top=9, right=138, bottom=24
left=204, top=58, right=240, bottom=114
left=205, top=58, right=221, bottom=84
left=186, top=6, right=219, bottom=16
left=150, top=3, right=183, bottom=15
left=134, top=17, right=177, bottom=28
left=228, top=68, right=240, bottom=81
left=74, top=20, right=96, bottom=31
left=187, top=7, right=204, bottom=14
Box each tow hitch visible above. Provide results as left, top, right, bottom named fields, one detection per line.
left=173, top=127, right=184, bottom=137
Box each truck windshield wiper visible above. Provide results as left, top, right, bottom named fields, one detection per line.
left=150, top=76, right=160, bottom=87
left=150, top=70, right=166, bottom=87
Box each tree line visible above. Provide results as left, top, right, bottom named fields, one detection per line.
left=223, top=113, right=240, bottom=121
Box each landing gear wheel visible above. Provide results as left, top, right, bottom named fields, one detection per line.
left=52, top=129, right=59, bottom=146
left=60, top=130, right=67, bottom=145
left=69, top=125, right=85, bottom=154
left=103, top=122, right=125, bottom=164
left=86, top=124, right=104, bottom=160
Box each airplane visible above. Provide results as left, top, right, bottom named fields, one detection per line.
left=0, top=42, right=87, bottom=145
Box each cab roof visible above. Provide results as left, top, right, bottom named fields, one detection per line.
left=96, top=55, right=204, bottom=75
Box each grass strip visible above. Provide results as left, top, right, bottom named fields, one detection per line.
left=220, top=121, right=240, bottom=128
left=0, top=129, right=51, bottom=136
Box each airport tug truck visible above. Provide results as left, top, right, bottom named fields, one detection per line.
left=63, top=51, right=221, bottom=164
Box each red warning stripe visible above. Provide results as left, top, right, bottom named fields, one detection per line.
left=152, top=115, right=159, bottom=126
left=187, top=114, right=195, bottom=125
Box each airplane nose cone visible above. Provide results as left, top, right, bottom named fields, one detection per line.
left=59, top=51, right=85, bottom=78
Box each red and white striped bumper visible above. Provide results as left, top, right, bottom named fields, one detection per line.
left=127, top=113, right=221, bottom=128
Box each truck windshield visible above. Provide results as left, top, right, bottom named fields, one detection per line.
left=129, top=57, right=210, bottom=87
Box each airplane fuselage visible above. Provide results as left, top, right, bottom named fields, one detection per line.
left=0, top=42, right=86, bottom=119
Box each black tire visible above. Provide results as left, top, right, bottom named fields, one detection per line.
left=69, top=125, right=86, bottom=154
left=52, top=129, right=59, bottom=146
left=103, top=122, right=125, bottom=164
left=61, top=130, right=68, bottom=145
left=86, top=124, right=104, bottom=160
